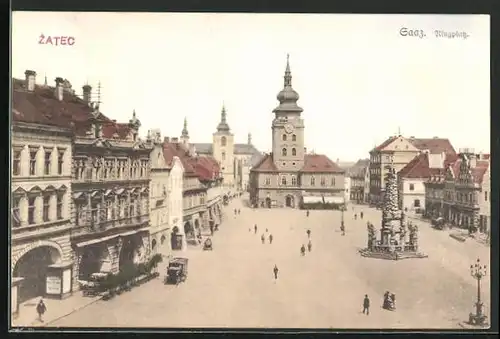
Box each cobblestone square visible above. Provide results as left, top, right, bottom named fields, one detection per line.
left=49, top=199, right=490, bottom=329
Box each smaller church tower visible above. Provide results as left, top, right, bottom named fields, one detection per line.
left=212, top=104, right=235, bottom=188
left=180, top=117, right=190, bottom=146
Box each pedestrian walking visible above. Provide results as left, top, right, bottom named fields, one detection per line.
left=269, top=234, right=273, bottom=244
left=261, top=234, right=265, bottom=244
left=273, top=264, right=279, bottom=280
left=362, top=294, right=370, bottom=315
left=307, top=240, right=312, bottom=252
left=266, top=228, right=268, bottom=232
left=238, top=209, right=241, bottom=215
left=300, top=244, right=306, bottom=256
left=234, top=208, right=237, bottom=216
left=306, top=229, right=311, bottom=238
left=36, top=299, right=46, bottom=322
left=354, top=213, right=357, bottom=220
left=254, top=224, right=257, bottom=234
left=306, top=210, right=310, bottom=217
left=248, top=228, right=251, bottom=232
left=341, top=222, right=345, bottom=236
left=360, top=211, right=364, bottom=220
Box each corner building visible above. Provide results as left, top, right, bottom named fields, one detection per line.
left=249, top=56, right=345, bottom=208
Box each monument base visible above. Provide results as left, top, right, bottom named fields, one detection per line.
left=359, top=248, right=428, bottom=260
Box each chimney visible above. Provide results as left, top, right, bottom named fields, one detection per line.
left=54, top=77, right=64, bottom=101
left=82, top=84, right=92, bottom=105
left=25, top=70, right=36, bottom=91
left=112, top=119, right=117, bottom=123
left=164, top=137, right=170, bottom=143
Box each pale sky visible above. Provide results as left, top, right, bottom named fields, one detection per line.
left=12, top=12, right=490, bottom=161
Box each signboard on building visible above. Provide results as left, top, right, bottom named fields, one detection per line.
left=62, top=269, right=72, bottom=294
left=46, top=275, right=62, bottom=295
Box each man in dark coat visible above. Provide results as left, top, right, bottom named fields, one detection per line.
left=306, top=229, right=311, bottom=238
left=307, top=240, right=312, bottom=252
left=269, top=234, right=273, bottom=244
left=254, top=224, right=258, bottom=234
left=261, top=234, right=265, bottom=244
left=300, top=244, right=306, bottom=256
left=360, top=211, right=364, bottom=219
left=362, top=294, right=370, bottom=315
left=273, top=265, right=279, bottom=280
left=36, top=299, right=47, bottom=322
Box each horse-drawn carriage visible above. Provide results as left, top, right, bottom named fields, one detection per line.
left=203, top=238, right=213, bottom=251
left=165, top=257, right=189, bottom=285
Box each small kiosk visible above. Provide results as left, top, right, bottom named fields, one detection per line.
left=45, top=262, right=73, bottom=299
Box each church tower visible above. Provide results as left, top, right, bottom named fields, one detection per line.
left=271, top=54, right=305, bottom=171
left=180, top=117, right=190, bottom=146
left=212, top=104, right=235, bottom=188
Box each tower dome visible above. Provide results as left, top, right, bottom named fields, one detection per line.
left=273, top=54, right=303, bottom=114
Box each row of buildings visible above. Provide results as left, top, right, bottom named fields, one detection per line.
left=10, top=71, right=258, bottom=317
left=343, top=135, right=491, bottom=234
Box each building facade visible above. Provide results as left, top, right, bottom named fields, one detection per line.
left=347, top=159, right=370, bottom=203
left=441, top=150, right=490, bottom=232
left=11, top=80, right=75, bottom=316
left=398, top=152, right=458, bottom=215
left=147, top=130, right=185, bottom=257
left=249, top=55, right=345, bottom=208
left=369, top=135, right=456, bottom=205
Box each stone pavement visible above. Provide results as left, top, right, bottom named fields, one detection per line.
left=11, top=294, right=102, bottom=328
left=48, top=199, right=490, bottom=329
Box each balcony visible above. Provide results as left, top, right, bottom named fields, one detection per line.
left=12, top=218, right=71, bottom=242
left=71, top=214, right=149, bottom=238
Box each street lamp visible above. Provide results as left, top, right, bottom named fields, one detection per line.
left=468, top=258, right=488, bottom=326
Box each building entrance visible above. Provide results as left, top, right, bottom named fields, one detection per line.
left=13, top=246, right=62, bottom=303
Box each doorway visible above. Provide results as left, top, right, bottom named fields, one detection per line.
left=265, top=197, right=272, bottom=208
left=285, top=195, right=294, bottom=208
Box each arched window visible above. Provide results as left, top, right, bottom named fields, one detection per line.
left=282, top=148, right=287, bottom=156
left=221, top=136, right=227, bottom=146
left=282, top=134, right=287, bottom=141
left=292, top=134, right=296, bottom=141
left=281, top=176, right=287, bottom=186
left=291, top=176, right=297, bottom=186
left=222, top=152, right=226, bottom=161
left=291, top=148, right=296, bottom=156
left=311, top=176, right=315, bottom=186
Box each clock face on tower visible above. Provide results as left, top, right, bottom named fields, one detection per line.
left=284, top=123, right=294, bottom=134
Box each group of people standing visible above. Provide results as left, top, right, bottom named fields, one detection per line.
left=300, top=228, right=313, bottom=256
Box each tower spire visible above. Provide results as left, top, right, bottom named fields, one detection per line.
left=216, top=103, right=230, bottom=132
left=248, top=132, right=252, bottom=145
left=181, top=117, right=189, bottom=137
left=284, top=53, right=292, bottom=87
left=44, top=74, right=48, bottom=86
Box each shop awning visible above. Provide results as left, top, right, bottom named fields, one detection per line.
left=75, top=234, right=118, bottom=248
left=73, top=192, right=85, bottom=199
left=104, top=189, right=113, bottom=196
left=302, top=196, right=323, bottom=204
left=115, top=188, right=125, bottom=195
left=324, top=196, right=344, bottom=204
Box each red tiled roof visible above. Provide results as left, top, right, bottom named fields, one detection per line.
left=409, top=138, right=456, bottom=155
left=301, top=154, right=344, bottom=173
left=400, top=153, right=459, bottom=179
left=162, top=142, right=197, bottom=176
left=473, top=161, right=489, bottom=184
left=446, top=157, right=489, bottom=184
left=398, top=153, right=429, bottom=179
left=191, top=156, right=221, bottom=181
left=250, top=154, right=278, bottom=172
left=371, top=136, right=456, bottom=155
left=12, top=78, right=131, bottom=139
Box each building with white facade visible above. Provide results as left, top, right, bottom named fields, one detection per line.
left=398, top=151, right=458, bottom=215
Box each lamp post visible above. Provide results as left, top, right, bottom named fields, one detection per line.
left=468, top=258, right=488, bottom=326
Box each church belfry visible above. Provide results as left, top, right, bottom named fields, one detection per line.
left=271, top=54, right=305, bottom=171
left=180, top=117, right=190, bottom=145
left=213, top=103, right=235, bottom=187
